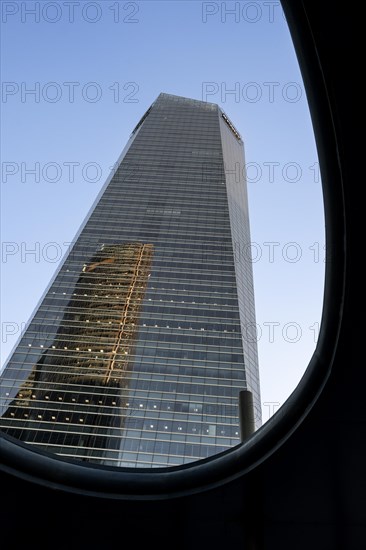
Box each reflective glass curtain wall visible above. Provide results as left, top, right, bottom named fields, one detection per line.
left=0, top=93, right=261, bottom=468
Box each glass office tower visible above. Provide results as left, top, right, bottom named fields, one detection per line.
left=0, top=93, right=261, bottom=468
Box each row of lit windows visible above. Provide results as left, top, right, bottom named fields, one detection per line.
left=31, top=307, right=243, bottom=325
left=3, top=370, right=244, bottom=395
left=43, top=292, right=240, bottom=308
left=49, top=280, right=241, bottom=297
left=5, top=348, right=246, bottom=374
left=38, top=298, right=239, bottom=314
left=38, top=298, right=240, bottom=313
left=1, top=385, right=242, bottom=412
left=2, top=365, right=246, bottom=390
left=27, top=323, right=241, bottom=341
left=1, top=414, right=240, bottom=443
left=39, top=300, right=241, bottom=320
left=33, top=310, right=244, bottom=328
left=47, top=285, right=241, bottom=305
left=1, top=392, right=240, bottom=418
left=31, top=311, right=244, bottom=331
left=1, top=415, right=240, bottom=438
left=4, top=354, right=244, bottom=381
left=35, top=300, right=241, bottom=317
left=46, top=326, right=242, bottom=345
left=1, top=417, right=240, bottom=444
left=2, top=405, right=240, bottom=434
left=26, top=317, right=244, bottom=337
left=54, top=293, right=241, bottom=309
left=6, top=346, right=246, bottom=371
left=24, top=332, right=244, bottom=353
left=1, top=385, right=240, bottom=417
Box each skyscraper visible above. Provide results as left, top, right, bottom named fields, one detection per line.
left=0, top=93, right=261, bottom=468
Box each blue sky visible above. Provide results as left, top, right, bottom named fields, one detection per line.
left=0, top=1, right=325, bottom=425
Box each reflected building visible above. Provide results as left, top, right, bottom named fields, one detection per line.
left=1, top=243, right=153, bottom=462
left=0, top=93, right=261, bottom=467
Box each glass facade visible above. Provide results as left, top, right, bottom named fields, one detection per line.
left=0, top=93, right=261, bottom=467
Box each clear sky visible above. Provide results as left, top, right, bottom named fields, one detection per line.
left=0, top=1, right=325, bottom=426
